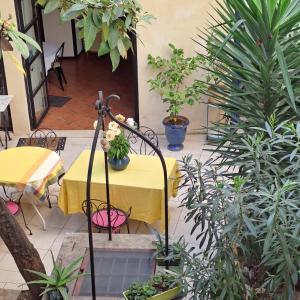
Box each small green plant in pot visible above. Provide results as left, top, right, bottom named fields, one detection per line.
left=123, top=274, right=181, bottom=300
left=152, top=231, right=185, bottom=267
left=26, top=252, right=85, bottom=300
left=99, top=114, right=135, bottom=171
left=148, top=44, right=205, bottom=151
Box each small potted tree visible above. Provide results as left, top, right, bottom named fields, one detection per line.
left=148, top=44, right=205, bottom=151
left=123, top=274, right=181, bottom=300
left=26, top=252, right=86, bottom=300
left=152, top=232, right=185, bottom=267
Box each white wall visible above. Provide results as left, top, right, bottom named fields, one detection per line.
left=137, top=0, right=215, bottom=134
left=42, top=10, right=80, bottom=57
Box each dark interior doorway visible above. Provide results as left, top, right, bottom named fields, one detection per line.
left=40, top=50, right=138, bottom=130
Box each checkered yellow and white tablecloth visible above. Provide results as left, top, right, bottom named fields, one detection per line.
left=0, top=146, right=64, bottom=200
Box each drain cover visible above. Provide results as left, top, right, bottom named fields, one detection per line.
left=74, top=249, right=155, bottom=297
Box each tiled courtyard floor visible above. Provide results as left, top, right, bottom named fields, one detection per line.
left=0, top=131, right=210, bottom=291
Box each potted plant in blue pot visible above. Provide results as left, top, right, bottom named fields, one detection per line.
left=99, top=114, right=135, bottom=171
left=148, top=44, right=205, bottom=151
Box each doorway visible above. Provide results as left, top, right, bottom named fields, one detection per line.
left=40, top=51, right=138, bottom=130
left=38, top=9, right=139, bottom=130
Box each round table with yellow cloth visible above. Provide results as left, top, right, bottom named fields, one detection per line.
left=58, top=150, right=180, bottom=231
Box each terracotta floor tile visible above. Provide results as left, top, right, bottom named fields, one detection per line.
left=40, top=53, right=136, bottom=130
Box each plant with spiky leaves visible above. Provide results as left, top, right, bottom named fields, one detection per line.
left=26, top=252, right=86, bottom=299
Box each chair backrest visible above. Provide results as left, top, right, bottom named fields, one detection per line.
left=127, top=126, right=159, bottom=156
left=53, top=43, right=65, bottom=68
left=29, top=128, right=59, bottom=153
left=82, top=199, right=131, bottom=229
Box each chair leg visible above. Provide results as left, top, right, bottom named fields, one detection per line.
left=55, top=69, right=64, bottom=90
left=60, top=67, right=67, bottom=84
left=46, top=187, right=52, bottom=208
left=126, top=222, right=130, bottom=234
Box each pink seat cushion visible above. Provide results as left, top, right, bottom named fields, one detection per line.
left=6, top=201, right=20, bottom=215
left=91, top=209, right=127, bottom=229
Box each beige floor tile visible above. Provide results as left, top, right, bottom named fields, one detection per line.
left=3, top=282, right=25, bottom=290
left=27, top=225, right=61, bottom=250
left=50, top=228, right=74, bottom=251
left=63, top=213, right=87, bottom=230
left=29, top=205, right=70, bottom=229
left=0, top=270, right=25, bottom=284
left=0, top=253, right=19, bottom=272
left=42, top=249, right=59, bottom=275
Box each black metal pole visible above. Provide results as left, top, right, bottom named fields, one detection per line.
left=100, top=103, right=113, bottom=241
left=86, top=104, right=103, bottom=300
left=105, top=95, right=170, bottom=270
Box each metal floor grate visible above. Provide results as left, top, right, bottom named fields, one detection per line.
left=74, top=249, right=155, bottom=297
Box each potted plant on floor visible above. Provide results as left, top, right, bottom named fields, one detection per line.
left=123, top=274, right=181, bottom=300
left=152, top=231, right=185, bottom=267
left=26, top=252, right=85, bottom=300
left=147, top=44, right=205, bottom=151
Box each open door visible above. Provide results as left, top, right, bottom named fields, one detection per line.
left=15, top=0, right=48, bottom=129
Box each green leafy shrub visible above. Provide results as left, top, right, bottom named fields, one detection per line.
left=147, top=44, right=205, bottom=121
left=37, top=0, right=154, bottom=71
left=125, top=274, right=178, bottom=300
left=179, top=121, right=300, bottom=299
left=152, top=230, right=186, bottom=264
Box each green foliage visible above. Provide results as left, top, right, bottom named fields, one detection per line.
left=26, top=252, right=86, bottom=300
left=178, top=1, right=300, bottom=298
left=179, top=121, right=300, bottom=299
left=125, top=274, right=178, bottom=300
left=38, top=0, right=154, bottom=71
left=196, top=0, right=300, bottom=140
left=0, top=15, right=41, bottom=72
left=147, top=44, right=206, bottom=119
left=152, top=230, right=186, bottom=263
left=108, top=132, right=130, bottom=160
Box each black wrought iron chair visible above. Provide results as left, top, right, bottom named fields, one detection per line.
left=29, top=128, right=59, bottom=153
left=82, top=199, right=132, bottom=234
left=127, top=126, right=159, bottom=156
left=49, top=43, right=67, bottom=90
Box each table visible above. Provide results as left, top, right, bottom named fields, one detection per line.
left=0, top=147, right=64, bottom=230
left=0, top=95, right=13, bottom=149
left=43, top=42, right=59, bottom=73
left=58, top=150, right=180, bottom=230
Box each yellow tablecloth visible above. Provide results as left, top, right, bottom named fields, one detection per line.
left=0, top=147, right=64, bottom=200
left=58, top=150, right=180, bottom=228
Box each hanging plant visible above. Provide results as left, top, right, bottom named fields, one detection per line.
left=0, top=14, right=41, bottom=73
left=37, top=0, right=154, bottom=71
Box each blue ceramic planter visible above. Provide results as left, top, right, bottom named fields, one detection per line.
left=108, top=155, right=130, bottom=171
left=163, top=116, right=189, bottom=151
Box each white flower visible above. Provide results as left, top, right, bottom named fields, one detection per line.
left=100, top=138, right=110, bottom=152
left=113, top=128, right=121, bottom=136
left=115, top=114, right=125, bottom=122
left=105, top=130, right=116, bottom=142
left=126, top=118, right=135, bottom=128
left=93, top=120, right=98, bottom=129
left=108, top=121, right=119, bottom=130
